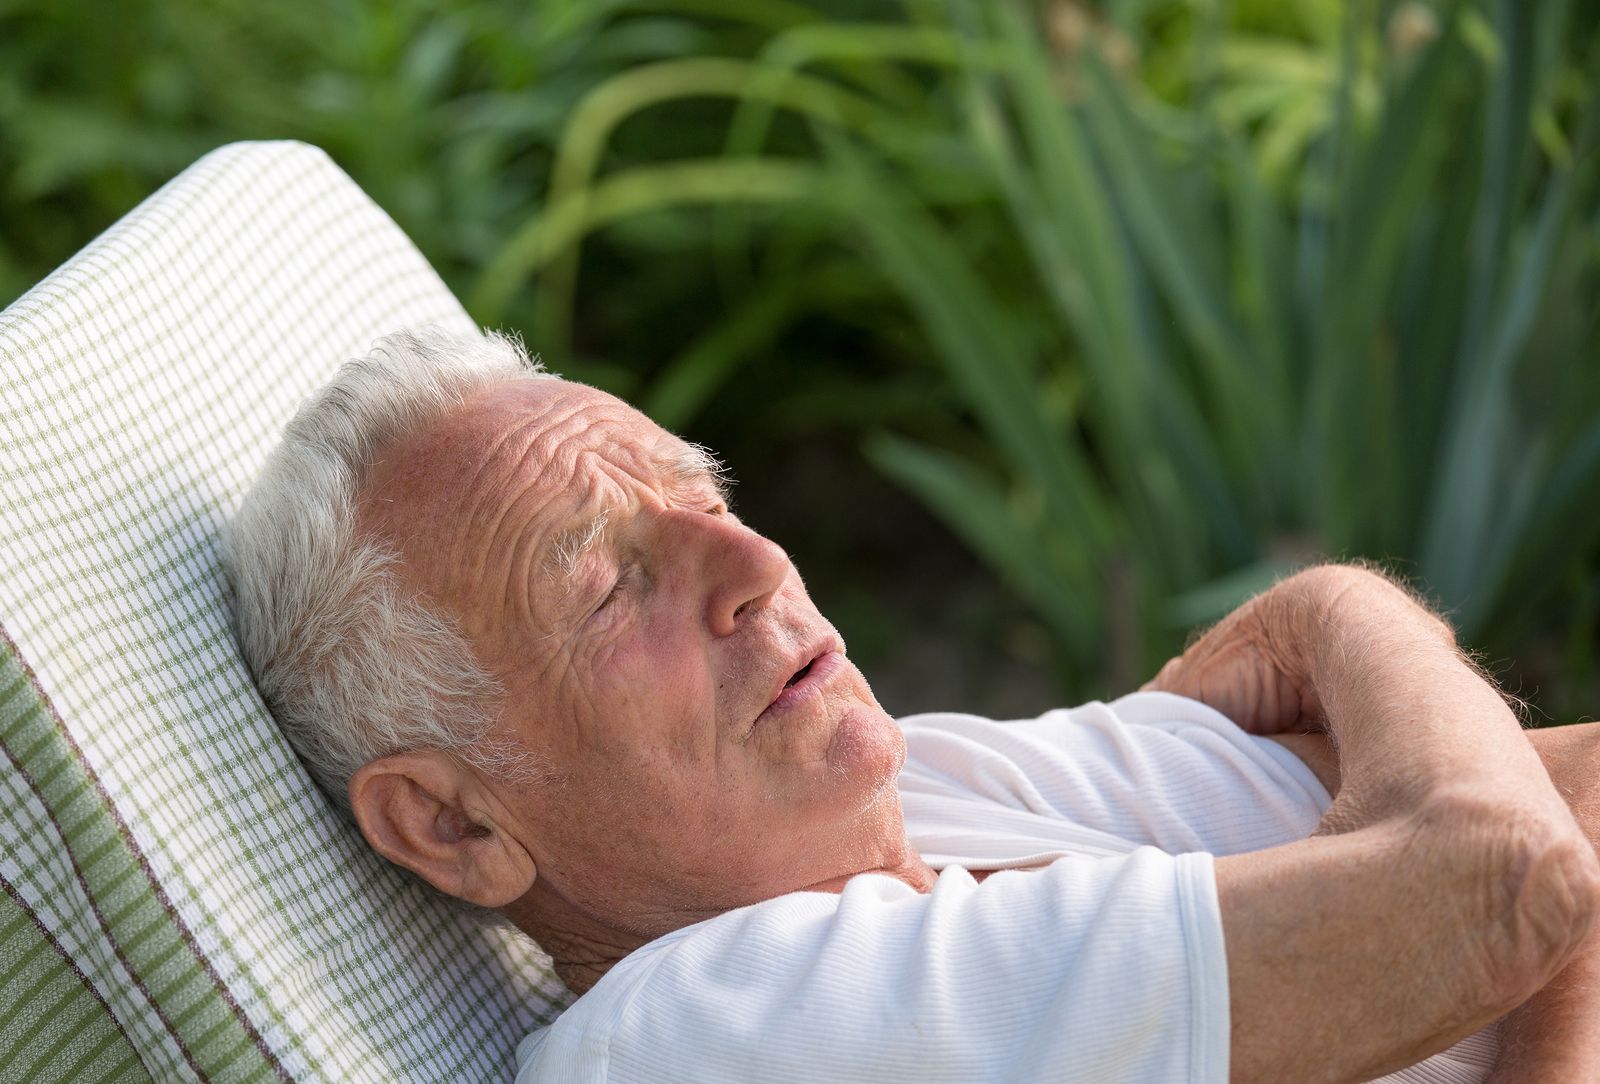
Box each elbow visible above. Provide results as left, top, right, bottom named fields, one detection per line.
left=1495, top=821, right=1600, bottom=1001
left=1434, top=795, right=1600, bottom=1015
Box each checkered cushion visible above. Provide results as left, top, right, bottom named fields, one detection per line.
left=0, top=141, right=570, bottom=1082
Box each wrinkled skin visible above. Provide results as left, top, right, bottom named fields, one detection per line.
left=349, top=378, right=933, bottom=988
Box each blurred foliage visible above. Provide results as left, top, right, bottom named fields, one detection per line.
left=0, top=0, right=756, bottom=314
left=4, top=0, right=1598, bottom=715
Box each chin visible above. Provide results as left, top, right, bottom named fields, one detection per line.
left=824, top=701, right=906, bottom=793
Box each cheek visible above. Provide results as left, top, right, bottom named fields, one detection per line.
left=586, top=623, right=719, bottom=759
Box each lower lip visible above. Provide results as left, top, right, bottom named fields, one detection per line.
left=756, top=650, right=846, bottom=724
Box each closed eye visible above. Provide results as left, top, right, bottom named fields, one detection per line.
left=592, top=563, right=639, bottom=617
left=597, top=579, right=624, bottom=611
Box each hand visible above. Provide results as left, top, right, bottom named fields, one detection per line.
left=1141, top=581, right=1324, bottom=735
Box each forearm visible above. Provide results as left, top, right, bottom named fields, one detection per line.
left=1490, top=946, right=1600, bottom=1083
left=1268, top=722, right=1600, bottom=1082
left=1216, top=818, right=1575, bottom=1083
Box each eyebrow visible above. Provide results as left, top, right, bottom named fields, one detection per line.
left=542, top=442, right=733, bottom=591
left=667, top=441, right=733, bottom=504
left=549, top=508, right=611, bottom=585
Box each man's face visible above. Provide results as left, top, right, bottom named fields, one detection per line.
left=361, top=378, right=907, bottom=926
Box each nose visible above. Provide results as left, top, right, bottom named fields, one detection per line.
left=693, top=513, right=790, bottom=636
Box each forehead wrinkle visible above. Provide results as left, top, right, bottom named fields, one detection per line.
left=475, top=394, right=697, bottom=632
left=446, top=413, right=568, bottom=614
left=495, top=416, right=634, bottom=633
left=523, top=440, right=727, bottom=595
left=355, top=414, right=519, bottom=624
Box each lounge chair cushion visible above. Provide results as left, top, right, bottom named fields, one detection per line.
left=0, top=140, right=570, bottom=1083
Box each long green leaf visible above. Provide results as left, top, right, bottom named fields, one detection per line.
left=1079, top=52, right=1290, bottom=514
left=508, top=56, right=887, bottom=346
left=1305, top=9, right=1463, bottom=550
left=980, top=4, right=1230, bottom=584
left=1422, top=1, right=1594, bottom=621
left=979, top=6, right=1257, bottom=578
left=471, top=157, right=824, bottom=322
left=865, top=432, right=1101, bottom=657
left=713, top=23, right=1006, bottom=296
left=827, top=138, right=1116, bottom=566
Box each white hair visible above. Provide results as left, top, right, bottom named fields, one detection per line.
left=226, top=327, right=552, bottom=813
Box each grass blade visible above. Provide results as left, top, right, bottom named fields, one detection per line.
left=866, top=432, right=1101, bottom=657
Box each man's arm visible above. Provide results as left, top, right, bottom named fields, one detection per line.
left=1269, top=722, right=1600, bottom=1083
left=1150, top=564, right=1600, bottom=1083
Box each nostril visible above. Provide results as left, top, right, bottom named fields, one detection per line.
left=733, top=601, right=749, bottom=619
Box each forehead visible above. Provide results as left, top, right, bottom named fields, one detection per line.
left=361, top=377, right=699, bottom=547
left=434, top=377, right=669, bottom=484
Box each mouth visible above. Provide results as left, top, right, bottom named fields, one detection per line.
left=753, top=635, right=846, bottom=730
left=783, top=657, right=818, bottom=689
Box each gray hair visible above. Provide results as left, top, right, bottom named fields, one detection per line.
left=227, top=327, right=550, bottom=813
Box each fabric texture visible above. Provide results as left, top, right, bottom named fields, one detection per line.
left=515, top=692, right=1499, bottom=1083
left=0, top=140, right=569, bottom=1082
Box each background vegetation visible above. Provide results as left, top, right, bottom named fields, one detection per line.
left=5, top=0, right=1598, bottom=720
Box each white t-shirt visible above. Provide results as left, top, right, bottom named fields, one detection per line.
left=515, top=691, right=1498, bottom=1082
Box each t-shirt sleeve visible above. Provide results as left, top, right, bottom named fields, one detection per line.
left=522, top=848, right=1229, bottom=1083
left=898, top=691, right=1332, bottom=857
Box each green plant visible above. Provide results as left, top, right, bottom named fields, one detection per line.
left=9, top=0, right=1596, bottom=711
left=0, top=0, right=801, bottom=322
left=477, top=0, right=1600, bottom=705
left=852, top=0, right=1600, bottom=698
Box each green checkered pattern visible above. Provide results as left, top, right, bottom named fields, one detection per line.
left=0, top=141, right=570, bottom=1082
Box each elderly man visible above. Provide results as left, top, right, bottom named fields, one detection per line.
left=229, top=328, right=1600, bottom=1083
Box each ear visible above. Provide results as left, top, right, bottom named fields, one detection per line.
left=347, top=752, right=536, bottom=908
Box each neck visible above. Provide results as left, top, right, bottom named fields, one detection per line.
left=503, top=878, right=654, bottom=995
left=504, top=836, right=939, bottom=995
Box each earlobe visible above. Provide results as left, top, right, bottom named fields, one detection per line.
left=348, top=753, right=537, bottom=909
